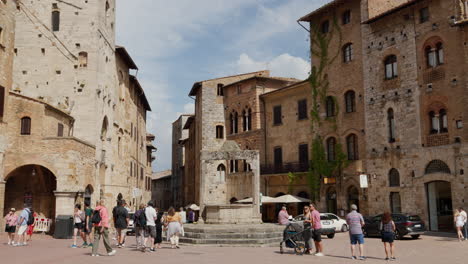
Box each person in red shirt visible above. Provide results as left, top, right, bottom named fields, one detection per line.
left=91, top=200, right=116, bottom=257
left=26, top=210, right=37, bottom=242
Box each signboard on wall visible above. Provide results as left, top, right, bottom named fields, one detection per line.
left=360, top=174, right=368, bottom=188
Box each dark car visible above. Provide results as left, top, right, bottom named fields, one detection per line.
left=363, top=213, right=425, bottom=240
left=293, top=214, right=336, bottom=238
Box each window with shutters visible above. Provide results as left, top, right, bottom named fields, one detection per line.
left=384, top=55, right=398, bottom=80
left=325, top=96, right=335, bottom=117
left=57, top=123, right=64, bottom=137
left=51, top=6, right=60, bottom=32
left=298, top=144, right=308, bottom=165
left=346, top=134, right=358, bottom=160
left=343, top=43, right=353, bottom=63
left=274, top=147, right=283, bottom=168
left=298, top=99, right=308, bottom=120
left=216, top=125, right=224, bottom=139
left=0, top=86, right=4, bottom=120
left=388, top=168, right=400, bottom=187
left=326, top=137, right=336, bottom=162
left=273, top=105, right=282, bottom=125
left=344, top=91, right=356, bottom=113
left=21, top=117, right=31, bottom=135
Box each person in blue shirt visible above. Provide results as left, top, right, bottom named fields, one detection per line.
left=14, top=206, right=30, bottom=246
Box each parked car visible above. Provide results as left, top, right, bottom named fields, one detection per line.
left=126, top=212, right=135, bottom=235
left=293, top=214, right=336, bottom=238
left=363, top=213, right=425, bottom=240
left=321, top=213, right=349, bottom=232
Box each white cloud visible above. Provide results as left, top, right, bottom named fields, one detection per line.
left=236, top=53, right=310, bottom=80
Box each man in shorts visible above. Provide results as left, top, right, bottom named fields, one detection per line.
left=113, top=200, right=129, bottom=248
left=83, top=201, right=93, bottom=247
left=310, top=203, right=324, bottom=256
left=14, top=206, right=30, bottom=246
left=346, top=204, right=366, bottom=260
left=144, top=201, right=157, bottom=252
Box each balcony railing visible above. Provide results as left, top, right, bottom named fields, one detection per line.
left=261, top=162, right=310, bottom=175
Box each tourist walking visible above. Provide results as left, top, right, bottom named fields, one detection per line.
left=91, top=200, right=116, bottom=257
left=83, top=201, right=93, bottom=248
left=4, top=208, right=18, bottom=245
left=134, top=203, right=147, bottom=250
left=454, top=209, right=465, bottom=242
left=310, top=203, right=324, bottom=256
left=346, top=204, right=365, bottom=260
left=302, top=205, right=314, bottom=254
left=154, top=210, right=164, bottom=249
left=14, top=206, right=30, bottom=246
left=165, top=207, right=182, bottom=249
left=459, top=207, right=467, bottom=241
left=179, top=207, right=187, bottom=224
left=26, top=209, right=37, bottom=243
left=144, top=201, right=157, bottom=252
left=72, top=204, right=85, bottom=248
left=278, top=205, right=290, bottom=225
left=112, top=200, right=129, bottom=248
left=380, top=212, right=396, bottom=261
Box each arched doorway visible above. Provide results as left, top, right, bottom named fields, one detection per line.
left=347, top=186, right=359, bottom=212
left=84, top=185, right=94, bottom=207
left=326, top=187, right=337, bottom=214
left=4, top=165, right=57, bottom=220
left=426, top=181, right=452, bottom=231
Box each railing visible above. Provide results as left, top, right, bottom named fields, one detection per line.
left=261, top=162, right=310, bottom=175
left=33, top=217, right=51, bottom=233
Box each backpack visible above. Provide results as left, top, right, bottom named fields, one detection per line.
left=91, top=209, right=101, bottom=224
left=135, top=209, right=146, bottom=227
left=27, top=209, right=34, bottom=226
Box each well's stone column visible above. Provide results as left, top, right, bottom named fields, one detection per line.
left=54, top=192, right=77, bottom=216
left=0, top=181, right=5, bottom=232
left=250, top=157, right=261, bottom=218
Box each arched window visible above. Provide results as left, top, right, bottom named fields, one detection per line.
left=436, top=43, right=444, bottom=65
left=20, top=117, right=31, bottom=135
left=346, top=134, right=358, bottom=160
left=344, top=91, right=355, bottom=113
left=387, top=108, right=396, bottom=142
left=425, top=160, right=451, bottom=174
left=78, top=52, right=88, bottom=67
left=326, top=137, right=336, bottom=162
left=242, top=110, right=247, bottom=132
left=101, top=116, right=108, bottom=141
left=217, top=164, right=226, bottom=182
left=52, top=9, right=60, bottom=32
left=105, top=1, right=110, bottom=13
left=426, top=46, right=437, bottom=67
left=216, top=125, right=224, bottom=139
left=247, top=109, right=252, bottom=131
left=321, top=20, right=330, bottom=34
left=439, top=109, right=447, bottom=133
left=229, top=160, right=238, bottom=173
left=229, top=113, right=234, bottom=134
left=343, top=43, right=353, bottom=62
left=429, top=111, right=438, bottom=134
left=326, top=96, right=335, bottom=117
left=234, top=112, right=239, bottom=133
left=384, top=55, right=398, bottom=79
left=388, top=168, right=400, bottom=187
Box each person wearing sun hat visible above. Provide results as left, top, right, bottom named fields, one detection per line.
left=4, top=208, right=18, bottom=245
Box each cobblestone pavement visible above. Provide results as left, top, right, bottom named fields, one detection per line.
left=0, top=232, right=466, bottom=264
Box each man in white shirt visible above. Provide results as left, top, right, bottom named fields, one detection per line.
left=460, top=207, right=467, bottom=240
left=143, top=201, right=157, bottom=252
left=179, top=207, right=187, bottom=224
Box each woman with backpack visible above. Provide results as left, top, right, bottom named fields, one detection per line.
left=165, top=207, right=182, bottom=249
left=72, top=204, right=85, bottom=248
left=380, top=212, right=396, bottom=261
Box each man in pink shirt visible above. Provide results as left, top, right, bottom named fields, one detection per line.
left=278, top=206, right=290, bottom=225
left=91, top=200, right=116, bottom=257
left=310, top=203, right=324, bottom=256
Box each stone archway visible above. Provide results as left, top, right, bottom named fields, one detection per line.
left=4, top=165, right=57, bottom=219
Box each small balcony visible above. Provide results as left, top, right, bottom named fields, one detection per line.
left=261, top=162, right=310, bottom=175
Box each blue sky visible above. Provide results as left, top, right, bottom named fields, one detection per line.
left=116, top=0, right=330, bottom=172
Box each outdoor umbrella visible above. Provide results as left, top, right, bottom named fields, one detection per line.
left=185, top=204, right=200, bottom=211
left=235, top=196, right=274, bottom=203
left=262, top=194, right=311, bottom=204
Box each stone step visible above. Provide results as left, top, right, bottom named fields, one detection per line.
left=183, top=231, right=283, bottom=239
left=183, top=225, right=284, bottom=234
left=179, top=237, right=283, bottom=245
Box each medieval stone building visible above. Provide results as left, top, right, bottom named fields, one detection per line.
left=0, top=0, right=155, bottom=229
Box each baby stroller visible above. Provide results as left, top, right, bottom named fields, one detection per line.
left=279, top=221, right=311, bottom=255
